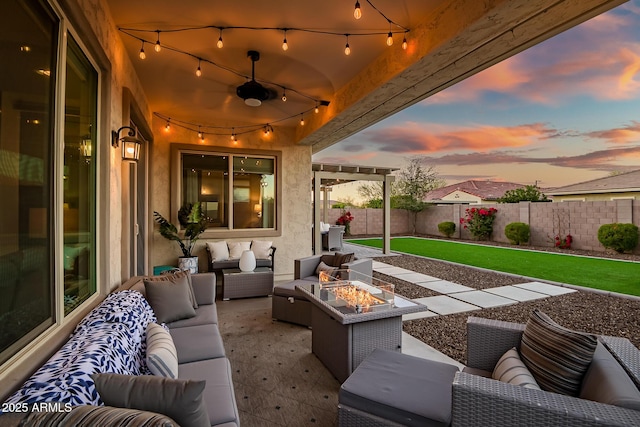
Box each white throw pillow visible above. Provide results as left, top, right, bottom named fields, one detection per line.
left=251, top=240, right=273, bottom=259
left=228, top=241, right=251, bottom=259
left=207, top=241, right=229, bottom=261
left=146, top=323, right=178, bottom=379
left=322, top=222, right=331, bottom=232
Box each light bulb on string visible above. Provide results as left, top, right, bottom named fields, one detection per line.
left=300, top=115, right=305, bottom=126
left=195, top=59, right=202, bottom=77
left=200, top=132, right=205, bottom=142
left=154, top=31, right=161, bottom=52
left=386, top=31, right=393, bottom=46
left=282, top=30, right=288, bottom=51
left=354, top=1, right=362, bottom=19
left=402, top=35, right=408, bottom=50
left=197, top=126, right=202, bottom=139
left=344, top=35, right=351, bottom=56
left=315, top=103, right=319, bottom=114
left=164, top=119, right=171, bottom=132
left=139, top=41, right=146, bottom=60
left=281, top=89, right=287, bottom=102
left=217, top=29, right=224, bottom=48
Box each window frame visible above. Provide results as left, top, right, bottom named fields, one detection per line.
left=170, top=143, right=282, bottom=238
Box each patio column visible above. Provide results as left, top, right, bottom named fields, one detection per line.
left=383, top=174, right=392, bottom=254
left=313, top=172, right=322, bottom=255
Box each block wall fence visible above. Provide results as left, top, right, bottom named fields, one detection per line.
left=325, top=199, right=639, bottom=254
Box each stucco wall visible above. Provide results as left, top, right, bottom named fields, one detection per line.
left=149, top=116, right=312, bottom=280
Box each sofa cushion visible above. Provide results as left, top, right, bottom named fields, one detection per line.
left=580, top=342, right=640, bottom=410
left=520, top=309, right=597, bottom=396
left=207, top=241, right=229, bottom=261
left=4, top=291, right=155, bottom=407
left=340, top=348, right=459, bottom=427
left=332, top=252, right=355, bottom=267
left=179, top=358, right=240, bottom=427
left=146, top=270, right=198, bottom=309
left=146, top=322, right=179, bottom=379
left=251, top=240, right=272, bottom=259
left=22, top=405, right=179, bottom=426
left=228, top=241, right=250, bottom=258
left=167, top=303, right=218, bottom=328
left=144, top=276, right=196, bottom=324
left=273, top=280, right=310, bottom=300
left=212, top=259, right=243, bottom=270
left=170, top=324, right=226, bottom=363
left=492, top=347, right=540, bottom=390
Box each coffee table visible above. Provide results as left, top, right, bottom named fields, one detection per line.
left=221, top=267, right=274, bottom=300
left=296, top=280, right=428, bottom=382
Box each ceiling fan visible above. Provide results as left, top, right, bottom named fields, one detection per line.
left=236, top=50, right=274, bottom=107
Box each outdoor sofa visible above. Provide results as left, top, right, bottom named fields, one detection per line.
left=1, top=272, right=239, bottom=427
left=206, top=240, right=276, bottom=274
left=338, top=314, right=640, bottom=426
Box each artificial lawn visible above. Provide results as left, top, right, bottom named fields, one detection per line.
left=348, top=237, right=640, bottom=296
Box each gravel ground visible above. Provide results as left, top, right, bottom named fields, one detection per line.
left=372, top=252, right=640, bottom=365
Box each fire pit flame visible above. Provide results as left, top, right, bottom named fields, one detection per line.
left=331, top=284, right=385, bottom=313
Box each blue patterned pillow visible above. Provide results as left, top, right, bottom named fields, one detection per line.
left=4, top=291, right=156, bottom=407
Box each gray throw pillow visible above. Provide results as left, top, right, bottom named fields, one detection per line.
left=520, top=309, right=597, bottom=396
left=315, top=261, right=338, bottom=279
left=144, top=270, right=198, bottom=309
left=144, top=275, right=196, bottom=324
left=92, top=373, right=209, bottom=427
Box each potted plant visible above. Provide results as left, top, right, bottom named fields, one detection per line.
left=153, top=202, right=208, bottom=273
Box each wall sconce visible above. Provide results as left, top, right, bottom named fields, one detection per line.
left=111, top=126, right=141, bottom=161
left=79, top=135, right=92, bottom=163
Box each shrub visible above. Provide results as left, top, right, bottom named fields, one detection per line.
left=505, top=222, right=530, bottom=245
left=597, top=223, right=639, bottom=253
left=459, top=207, right=498, bottom=240
left=438, top=221, right=456, bottom=238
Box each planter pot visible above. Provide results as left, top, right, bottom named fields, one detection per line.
left=239, top=250, right=256, bottom=272
left=178, top=256, right=198, bottom=274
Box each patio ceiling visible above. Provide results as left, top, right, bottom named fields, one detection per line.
left=106, top=0, right=626, bottom=151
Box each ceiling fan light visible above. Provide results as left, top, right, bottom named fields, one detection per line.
left=245, top=98, right=262, bottom=107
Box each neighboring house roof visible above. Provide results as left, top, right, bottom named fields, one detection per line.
left=425, top=180, right=526, bottom=201
left=546, top=170, right=640, bottom=196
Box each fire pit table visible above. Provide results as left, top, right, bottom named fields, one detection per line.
left=296, top=278, right=428, bottom=382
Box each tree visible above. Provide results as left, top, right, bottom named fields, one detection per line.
left=497, top=185, right=549, bottom=203
left=394, top=157, right=445, bottom=234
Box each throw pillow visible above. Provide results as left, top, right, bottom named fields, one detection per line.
left=520, top=309, right=597, bottom=396
left=492, top=347, right=541, bottom=390
left=251, top=240, right=272, bottom=259
left=207, top=241, right=229, bottom=262
left=23, top=405, right=179, bottom=426
left=228, top=241, right=251, bottom=259
left=315, top=261, right=338, bottom=279
left=332, top=252, right=355, bottom=268
left=92, top=373, right=209, bottom=427
left=146, top=322, right=179, bottom=379
left=144, top=275, right=196, bottom=324
left=158, top=269, right=198, bottom=309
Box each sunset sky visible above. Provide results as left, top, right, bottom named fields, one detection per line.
left=313, top=0, right=640, bottom=202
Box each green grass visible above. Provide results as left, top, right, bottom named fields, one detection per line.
left=347, top=237, right=640, bottom=296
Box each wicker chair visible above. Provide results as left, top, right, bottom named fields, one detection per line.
left=452, top=317, right=640, bottom=426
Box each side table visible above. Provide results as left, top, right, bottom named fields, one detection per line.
left=222, top=267, right=274, bottom=300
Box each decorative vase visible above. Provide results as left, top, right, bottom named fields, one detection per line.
left=178, top=256, right=198, bottom=274
left=239, top=250, right=256, bottom=272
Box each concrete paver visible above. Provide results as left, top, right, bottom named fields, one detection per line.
left=402, top=310, right=438, bottom=321
left=416, top=280, right=475, bottom=294
left=393, top=272, right=441, bottom=283
left=413, top=296, right=480, bottom=315
left=450, top=290, right=517, bottom=308
left=484, top=286, right=548, bottom=302
left=514, top=281, right=577, bottom=296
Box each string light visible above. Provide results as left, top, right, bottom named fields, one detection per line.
left=217, top=29, right=224, bottom=48
left=402, top=34, right=408, bottom=50
left=200, top=131, right=205, bottom=142
left=354, top=1, right=362, bottom=19
left=386, top=31, right=393, bottom=46
left=282, top=29, right=289, bottom=51
left=314, top=103, right=319, bottom=114
left=344, top=35, right=351, bottom=56
left=196, top=59, right=202, bottom=77
left=281, top=89, right=287, bottom=102
left=154, top=31, right=161, bottom=52
left=231, top=128, right=237, bottom=142
left=139, top=41, right=146, bottom=59
left=197, top=126, right=202, bottom=138
left=300, top=115, right=305, bottom=126
left=165, top=119, right=171, bottom=132
left=263, top=124, right=273, bottom=136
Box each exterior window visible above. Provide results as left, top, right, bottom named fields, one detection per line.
left=63, top=36, right=97, bottom=315
left=176, top=146, right=279, bottom=234
left=0, top=0, right=59, bottom=362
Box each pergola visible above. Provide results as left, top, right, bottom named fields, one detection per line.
left=312, top=163, right=398, bottom=255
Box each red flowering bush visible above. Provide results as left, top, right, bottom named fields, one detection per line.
left=555, top=234, right=572, bottom=249
left=336, top=210, right=354, bottom=235
left=460, top=207, right=498, bottom=240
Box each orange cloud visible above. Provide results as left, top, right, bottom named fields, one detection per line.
left=362, top=122, right=557, bottom=153
left=585, top=121, right=640, bottom=143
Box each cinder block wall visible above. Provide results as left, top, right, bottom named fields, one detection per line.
left=328, top=199, right=639, bottom=254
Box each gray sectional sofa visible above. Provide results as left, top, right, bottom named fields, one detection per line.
left=1, top=272, right=239, bottom=427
